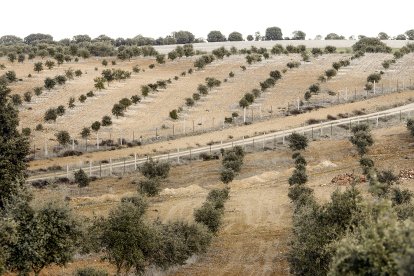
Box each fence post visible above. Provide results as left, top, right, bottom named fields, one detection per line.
left=96, top=133, right=99, bottom=150
left=44, top=139, right=48, bottom=157
left=134, top=153, right=137, bottom=170
left=66, top=165, right=69, bottom=178
left=330, top=123, right=333, bottom=137
left=311, top=127, right=314, bottom=139
left=376, top=116, right=379, bottom=127
left=262, top=133, right=265, bottom=149
left=89, top=161, right=92, bottom=177
left=177, top=148, right=180, bottom=163
left=110, top=158, right=112, bottom=176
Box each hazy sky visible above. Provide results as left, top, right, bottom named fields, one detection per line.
left=2, top=0, right=412, bottom=40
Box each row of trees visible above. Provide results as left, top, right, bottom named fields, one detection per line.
left=286, top=124, right=414, bottom=275
left=2, top=29, right=414, bottom=48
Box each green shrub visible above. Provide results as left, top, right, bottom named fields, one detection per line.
left=139, top=178, right=161, bottom=196
left=74, top=267, right=108, bottom=276
left=194, top=202, right=222, bottom=233
left=169, top=109, right=178, bottom=120
left=140, top=158, right=170, bottom=179
left=75, top=169, right=90, bottom=188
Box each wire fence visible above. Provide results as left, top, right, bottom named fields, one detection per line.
left=30, top=79, right=414, bottom=160
left=27, top=103, right=414, bottom=182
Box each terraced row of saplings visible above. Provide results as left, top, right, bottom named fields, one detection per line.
left=1, top=42, right=414, bottom=158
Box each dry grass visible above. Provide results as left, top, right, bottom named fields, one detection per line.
left=28, top=124, right=414, bottom=276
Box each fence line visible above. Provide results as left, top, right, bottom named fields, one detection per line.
left=31, top=80, right=414, bottom=160
left=27, top=103, right=414, bottom=182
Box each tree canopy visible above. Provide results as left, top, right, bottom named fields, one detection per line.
left=265, top=27, right=283, bottom=40
left=207, top=31, right=226, bottom=42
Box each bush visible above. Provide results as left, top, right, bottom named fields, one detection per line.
left=194, top=202, right=222, bottom=233
left=325, top=69, right=337, bottom=79
left=56, top=105, right=65, bottom=116
left=23, top=91, right=32, bottom=102
left=304, top=91, right=312, bottom=101
left=101, top=115, right=112, bottom=126
left=86, top=91, right=94, bottom=97
left=287, top=61, right=300, bottom=69
left=35, top=124, right=43, bottom=131
left=350, top=124, right=374, bottom=156
left=288, top=165, right=308, bottom=185
left=75, top=267, right=108, bottom=276
left=34, top=87, right=43, bottom=96
left=367, top=73, right=381, bottom=83
left=60, top=150, right=83, bottom=157
left=44, top=77, right=56, bottom=90
left=139, top=178, right=161, bottom=196
left=185, top=98, right=195, bottom=107
left=324, top=45, right=337, bottom=53
left=365, top=82, right=373, bottom=91
left=75, top=70, right=82, bottom=77
left=55, top=75, right=67, bottom=85
left=207, top=188, right=230, bottom=209
left=74, top=169, right=90, bottom=187
left=309, top=83, right=320, bottom=94
left=79, top=94, right=87, bottom=103
left=287, top=133, right=308, bottom=151
left=44, top=108, right=57, bottom=122
left=311, top=48, right=323, bottom=56
left=140, top=158, right=170, bottom=179
left=11, top=94, right=22, bottom=106
left=192, top=93, right=201, bottom=101
left=196, top=84, right=208, bottom=96
left=270, top=70, right=282, bottom=80
left=220, top=168, right=235, bottom=184
left=169, top=109, right=178, bottom=120
left=244, top=93, right=255, bottom=104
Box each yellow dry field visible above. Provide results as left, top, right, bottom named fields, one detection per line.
left=30, top=125, right=414, bottom=276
